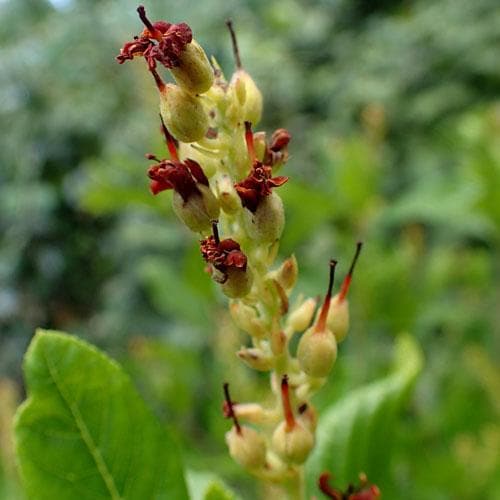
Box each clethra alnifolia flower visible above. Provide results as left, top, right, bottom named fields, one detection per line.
left=116, top=7, right=192, bottom=70
left=117, top=6, right=212, bottom=142
left=235, top=122, right=288, bottom=213
left=147, top=117, right=219, bottom=232
left=200, top=222, right=253, bottom=297
left=318, top=471, right=381, bottom=500
left=235, top=122, right=288, bottom=242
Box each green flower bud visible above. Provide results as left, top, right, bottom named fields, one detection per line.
left=273, top=255, right=298, bottom=292
left=160, top=84, right=208, bottom=143
left=172, top=184, right=219, bottom=233
left=230, top=69, right=263, bottom=125
left=287, top=298, right=317, bottom=333
left=237, top=347, right=274, bottom=371
left=170, top=39, right=214, bottom=95
left=229, top=301, right=266, bottom=338
left=243, top=192, right=285, bottom=243
left=216, top=174, right=241, bottom=214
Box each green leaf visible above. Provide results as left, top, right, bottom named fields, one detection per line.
left=14, top=330, right=188, bottom=500
left=306, top=334, right=423, bottom=493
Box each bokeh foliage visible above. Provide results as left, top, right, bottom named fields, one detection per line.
left=1, top=0, right=499, bottom=498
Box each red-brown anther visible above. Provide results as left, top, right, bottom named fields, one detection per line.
left=316, top=260, right=337, bottom=333
left=318, top=471, right=381, bottom=500
left=318, top=472, right=342, bottom=500
left=223, top=383, right=241, bottom=435
left=200, top=229, right=248, bottom=281
left=280, top=375, right=296, bottom=432
left=146, top=117, right=209, bottom=199
left=338, top=242, right=363, bottom=302
left=116, top=5, right=192, bottom=71
left=264, top=128, right=292, bottom=166
left=235, top=122, right=288, bottom=212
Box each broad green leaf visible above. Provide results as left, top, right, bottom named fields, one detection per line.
left=186, top=471, right=238, bottom=500
left=306, top=334, right=423, bottom=493
left=14, top=330, right=188, bottom=500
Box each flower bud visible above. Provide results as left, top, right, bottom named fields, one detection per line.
left=237, top=347, right=274, bottom=371
left=229, top=301, right=266, bottom=338
left=242, top=192, right=285, bottom=243
left=170, top=39, right=214, bottom=95
left=253, top=131, right=267, bottom=162
left=230, top=69, right=263, bottom=125
left=287, top=298, right=317, bottom=333
left=297, top=261, right=338, bottom=378
left=172, top=184, right=219, bottom=233
left=160, top=84, right=208, bottom=143
left=273, top=255, right=298, bottom=292
left=216, top=174, right=241, bottom=214
left=271, top=376, right=314, bottom=464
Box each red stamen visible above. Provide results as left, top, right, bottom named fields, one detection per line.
left=339, top=241, right=363, bottom=302
left=223, top=383, right=241, bottom=435
left=281, top=375, right=295, bottom=431
left=315, top=260, right=337, bottom=333
left=225, top=19, right=242, bottom=69
left=137, top=5, right=162, bottom=41
left=244, top=121, right=256, bottom=163
left=212, top=220, right=220, bottom=245
left=159, top=114, right=178, bottom=161
left=318, top=472, right=342, bottom=500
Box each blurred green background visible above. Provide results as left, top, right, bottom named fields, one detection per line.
left=1, top=0, right=499, bottom=498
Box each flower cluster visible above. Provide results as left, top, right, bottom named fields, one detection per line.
left=117, top=7, right=368, bottom=498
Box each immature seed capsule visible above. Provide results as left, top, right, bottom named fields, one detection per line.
left=171, top=184, right=219, bottom=233
left=271, top=376, right=314, bottom=464
left=225, top=20, right=263, bottom=125
left=160, top=84, right=209, bottom=143
left=170, top=39, right=214, bottom=95
left=297, top=260, right=338, bottom=378
left=242, top=192, right=285, bottom=243
left=223, top=383, right=267, bottom=470
left=326, top=242, right=363, bottom=342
